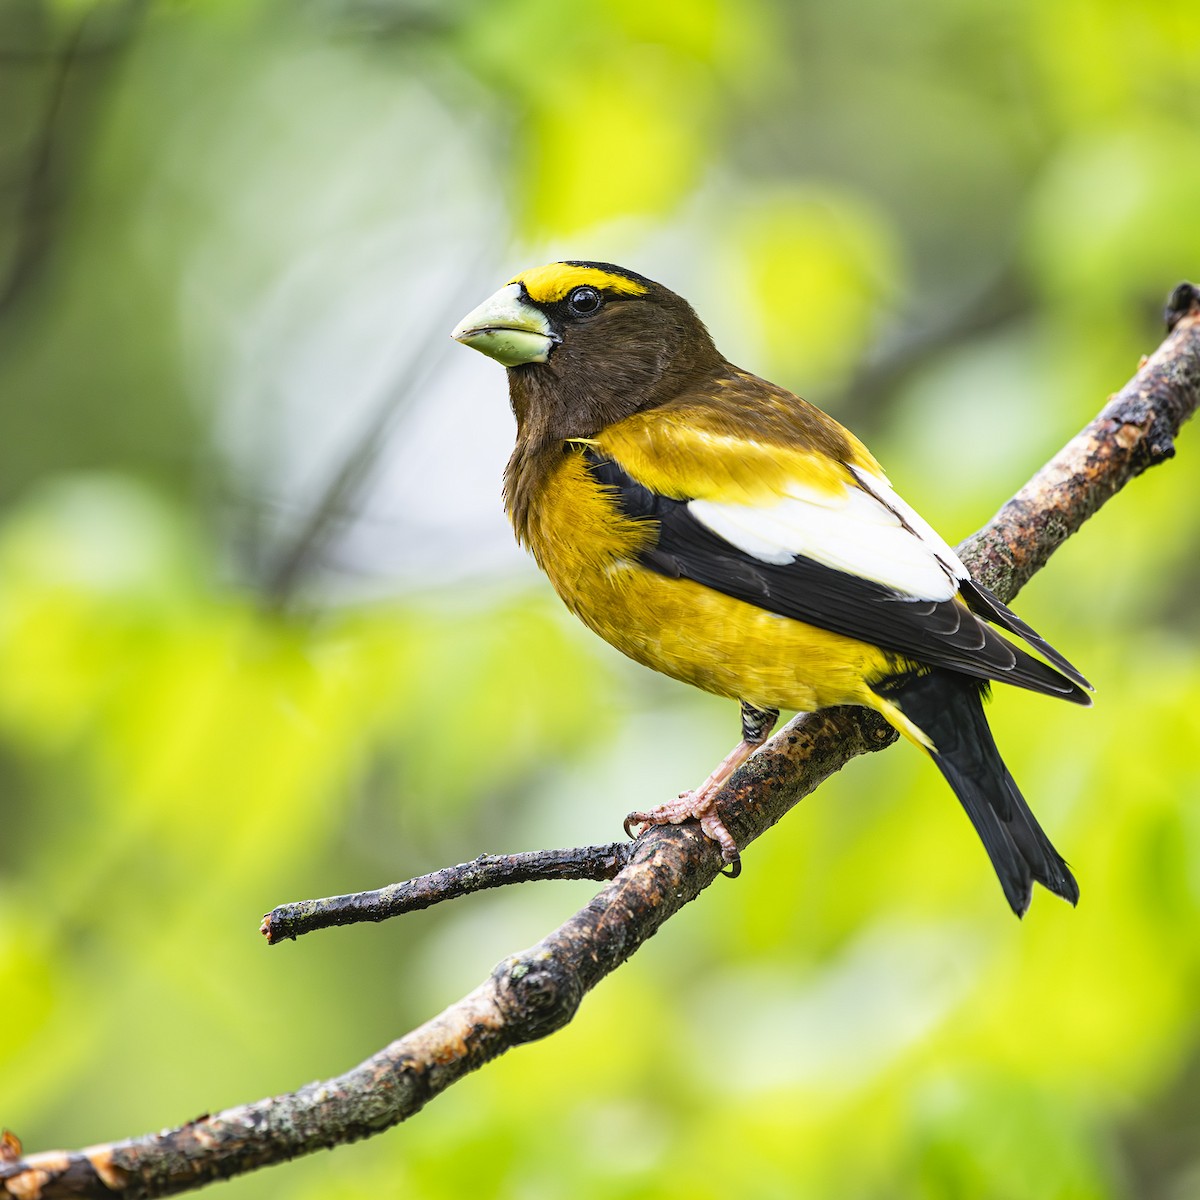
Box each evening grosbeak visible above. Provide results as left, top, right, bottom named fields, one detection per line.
left=452, top=261, right=1090, bottom=915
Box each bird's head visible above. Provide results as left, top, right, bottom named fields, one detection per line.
left=452, top=261, right=722, bottom=444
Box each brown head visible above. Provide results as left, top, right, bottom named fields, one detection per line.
left=452, top=262, right=724, bottom=451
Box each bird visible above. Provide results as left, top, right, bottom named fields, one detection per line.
left=451, top=260, right=1091, bottom=915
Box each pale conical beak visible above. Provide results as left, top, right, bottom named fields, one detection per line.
left=451, top=283, right=560, bottom=367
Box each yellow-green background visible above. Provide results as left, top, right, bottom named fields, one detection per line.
left=3, top=2, right=1200, bottom=1197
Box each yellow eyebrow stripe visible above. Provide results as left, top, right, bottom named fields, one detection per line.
left=509, top=263, right=649, bottom=304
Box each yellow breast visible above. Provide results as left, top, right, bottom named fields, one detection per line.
left=518, top=452, right=895, bottom=713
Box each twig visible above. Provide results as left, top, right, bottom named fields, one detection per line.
left=0, top=1, right=146, bottom=318
left=5, top=285, right=1199, bottom=1200
left=261, top=843, right=632, bottom=942
left=260, top=273, right=496, bottom=611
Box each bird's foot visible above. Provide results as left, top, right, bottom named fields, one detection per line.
left=624, top=783, right=742, bottom=877
left=623, top=721, right=778, bottom=877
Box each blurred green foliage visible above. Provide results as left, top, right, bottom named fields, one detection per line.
left=1, top=1, right=1199, bottom=1197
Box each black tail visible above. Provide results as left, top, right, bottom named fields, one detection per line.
left=878, top=668, right=1079, bottom=916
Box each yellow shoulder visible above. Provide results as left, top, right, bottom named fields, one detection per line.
left=586, top=368, right=882, bottom=504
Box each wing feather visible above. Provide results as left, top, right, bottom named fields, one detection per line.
left=582, top=449, right=1091, bottom=703
left=690, top=477, right=961, bottom=600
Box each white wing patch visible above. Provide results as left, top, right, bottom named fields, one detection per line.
left=850, top=467, right=970, bottom=584
left=688, top=466, right=968, bottom=602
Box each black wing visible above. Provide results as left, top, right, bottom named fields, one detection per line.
left=583, top=451, right=1091, bottom=703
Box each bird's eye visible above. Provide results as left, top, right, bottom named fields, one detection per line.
left=566, top=286, right=603, bottom=317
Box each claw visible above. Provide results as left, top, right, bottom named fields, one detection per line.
left=619, top=706, right=777, bottom=874
left=697, top=805, right=740, bottom=869
left=621, top=790, right=744, bottom=875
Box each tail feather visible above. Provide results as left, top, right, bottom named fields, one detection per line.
left=876, top=668, right=1079, bottom=916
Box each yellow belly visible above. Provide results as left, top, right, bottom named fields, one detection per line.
left=569, top=561, right=894, bottom=712
left=519, top=451, right=897, bottom=714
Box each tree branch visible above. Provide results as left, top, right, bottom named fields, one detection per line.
left=5, top=285, right=1200, bottom=1199
left=261, top=843, right=632, bottom=942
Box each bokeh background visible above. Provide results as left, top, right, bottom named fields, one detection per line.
left=3, top=1, right=1200, bottom=1197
